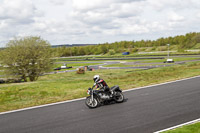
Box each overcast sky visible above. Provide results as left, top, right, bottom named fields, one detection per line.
left=0, top=0, right=200, bottom=47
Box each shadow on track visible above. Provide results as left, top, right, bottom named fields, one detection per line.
left=100, top=98, right=128, bottom=107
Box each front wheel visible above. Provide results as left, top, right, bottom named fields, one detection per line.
left=85, top=96, right=99, bottom=108
left=114, top=92, right=124, bottom=103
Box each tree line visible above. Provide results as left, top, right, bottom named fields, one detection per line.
left=54, top=32, right=200, bottom=56
left=0, top=32, right=200, bottom=82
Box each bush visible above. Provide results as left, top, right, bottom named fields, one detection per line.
left=1, top=36, right=53, bottom=82
left=108, top=50, right=116, bottom=55
left=177, top=48, right=185, bottom=53
left=156, top=46, right=167, bottom=51
left=76, top=68, right=85, bottom=74
left=151, top=47, right=156, bottom=51
left=132, top=48, right=138, bottom=53
left=145, top=47, right=154, bottom=52
left=138, top=48, right=146, bottom=52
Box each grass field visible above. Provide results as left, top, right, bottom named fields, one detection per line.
left=0, top=61, right=200, bottom=112
left=163, top=122, right=200, bottom=133
left=141, top=57, right=200, bottom=63
left=104, top=63, right=167, bottom=67
left=103, top=57, right=200, bottom=67
left=55, top=49, right=200, bottom=61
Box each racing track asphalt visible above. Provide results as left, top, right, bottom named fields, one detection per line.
left=0, top=76, right=200, bottom=133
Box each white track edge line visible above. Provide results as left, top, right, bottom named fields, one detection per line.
left=0, top=98, right=85, bottom=115
left=154, top=118, right=200, bottom=133
left=0, top=75, right=200, bottom=115
left=123, top=75, right=200, bottom=92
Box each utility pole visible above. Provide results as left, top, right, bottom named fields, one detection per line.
left=167, top=44, right=170, bottom=59
left=165, top=44, right=174, bottom=63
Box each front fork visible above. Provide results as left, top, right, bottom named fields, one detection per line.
left=91, top=90, right=94, bottom=102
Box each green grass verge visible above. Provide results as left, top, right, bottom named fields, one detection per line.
left=104, top=63, right=167, bottom=67
left=53, top=62, right=102, bottom=68
left=104, top=57, right=200, bottom=67
left=52, top=62, right=102, bottom=72
left=55, top=51, right=200, bottom=61
left=142, top=57, right=200, bottom=63
left=163, top=122, right=200, bottom=133
left=0, top=61, right=200, bottom=112
left=0, top=71, right=5, bottom=75
left=193, top=43, right=200, bottom=49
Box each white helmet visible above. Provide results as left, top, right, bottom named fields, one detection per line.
left=93, top=75, right=100, bottom=82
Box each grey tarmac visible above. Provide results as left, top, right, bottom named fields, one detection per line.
left=0, top=76, right=200, bottom=133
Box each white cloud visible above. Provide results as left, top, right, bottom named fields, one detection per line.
left=168, top=12, right=184, bottom=22
left=0, top=0, right=38, bottom=23
left=70, top=0, right=146, bottom=36
left=72, top=0, right=108, bottom=11
left=147, top=0, right=198, bottom=11
left=49, top=0, right=66, bottom=5
left=0, top=20, right=8, bottom=29
left=197, top=12, right=200, bottom=18
left=0, top=0, right=200, bottom=47
left=110, top=2, right=143, bottom=18
left=0, top=0, right=43, bottom=46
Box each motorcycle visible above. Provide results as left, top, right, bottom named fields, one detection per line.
left=85, top=85, right=124, bottom=108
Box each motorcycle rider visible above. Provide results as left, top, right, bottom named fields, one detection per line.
left=93, top=75, right=113, bottom=97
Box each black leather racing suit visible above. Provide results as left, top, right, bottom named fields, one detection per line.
left=95, top=79, right=110, bottom=94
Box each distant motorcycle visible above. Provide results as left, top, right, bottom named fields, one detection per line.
left=85, top=85, right=124, bottom=108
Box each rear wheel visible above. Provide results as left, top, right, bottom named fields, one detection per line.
left=114, top=92, right=124, bottom=103
left=85, top=96, right=99, bottom=108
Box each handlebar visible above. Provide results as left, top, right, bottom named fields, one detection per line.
left=92, top=83, right=97, bottom=89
